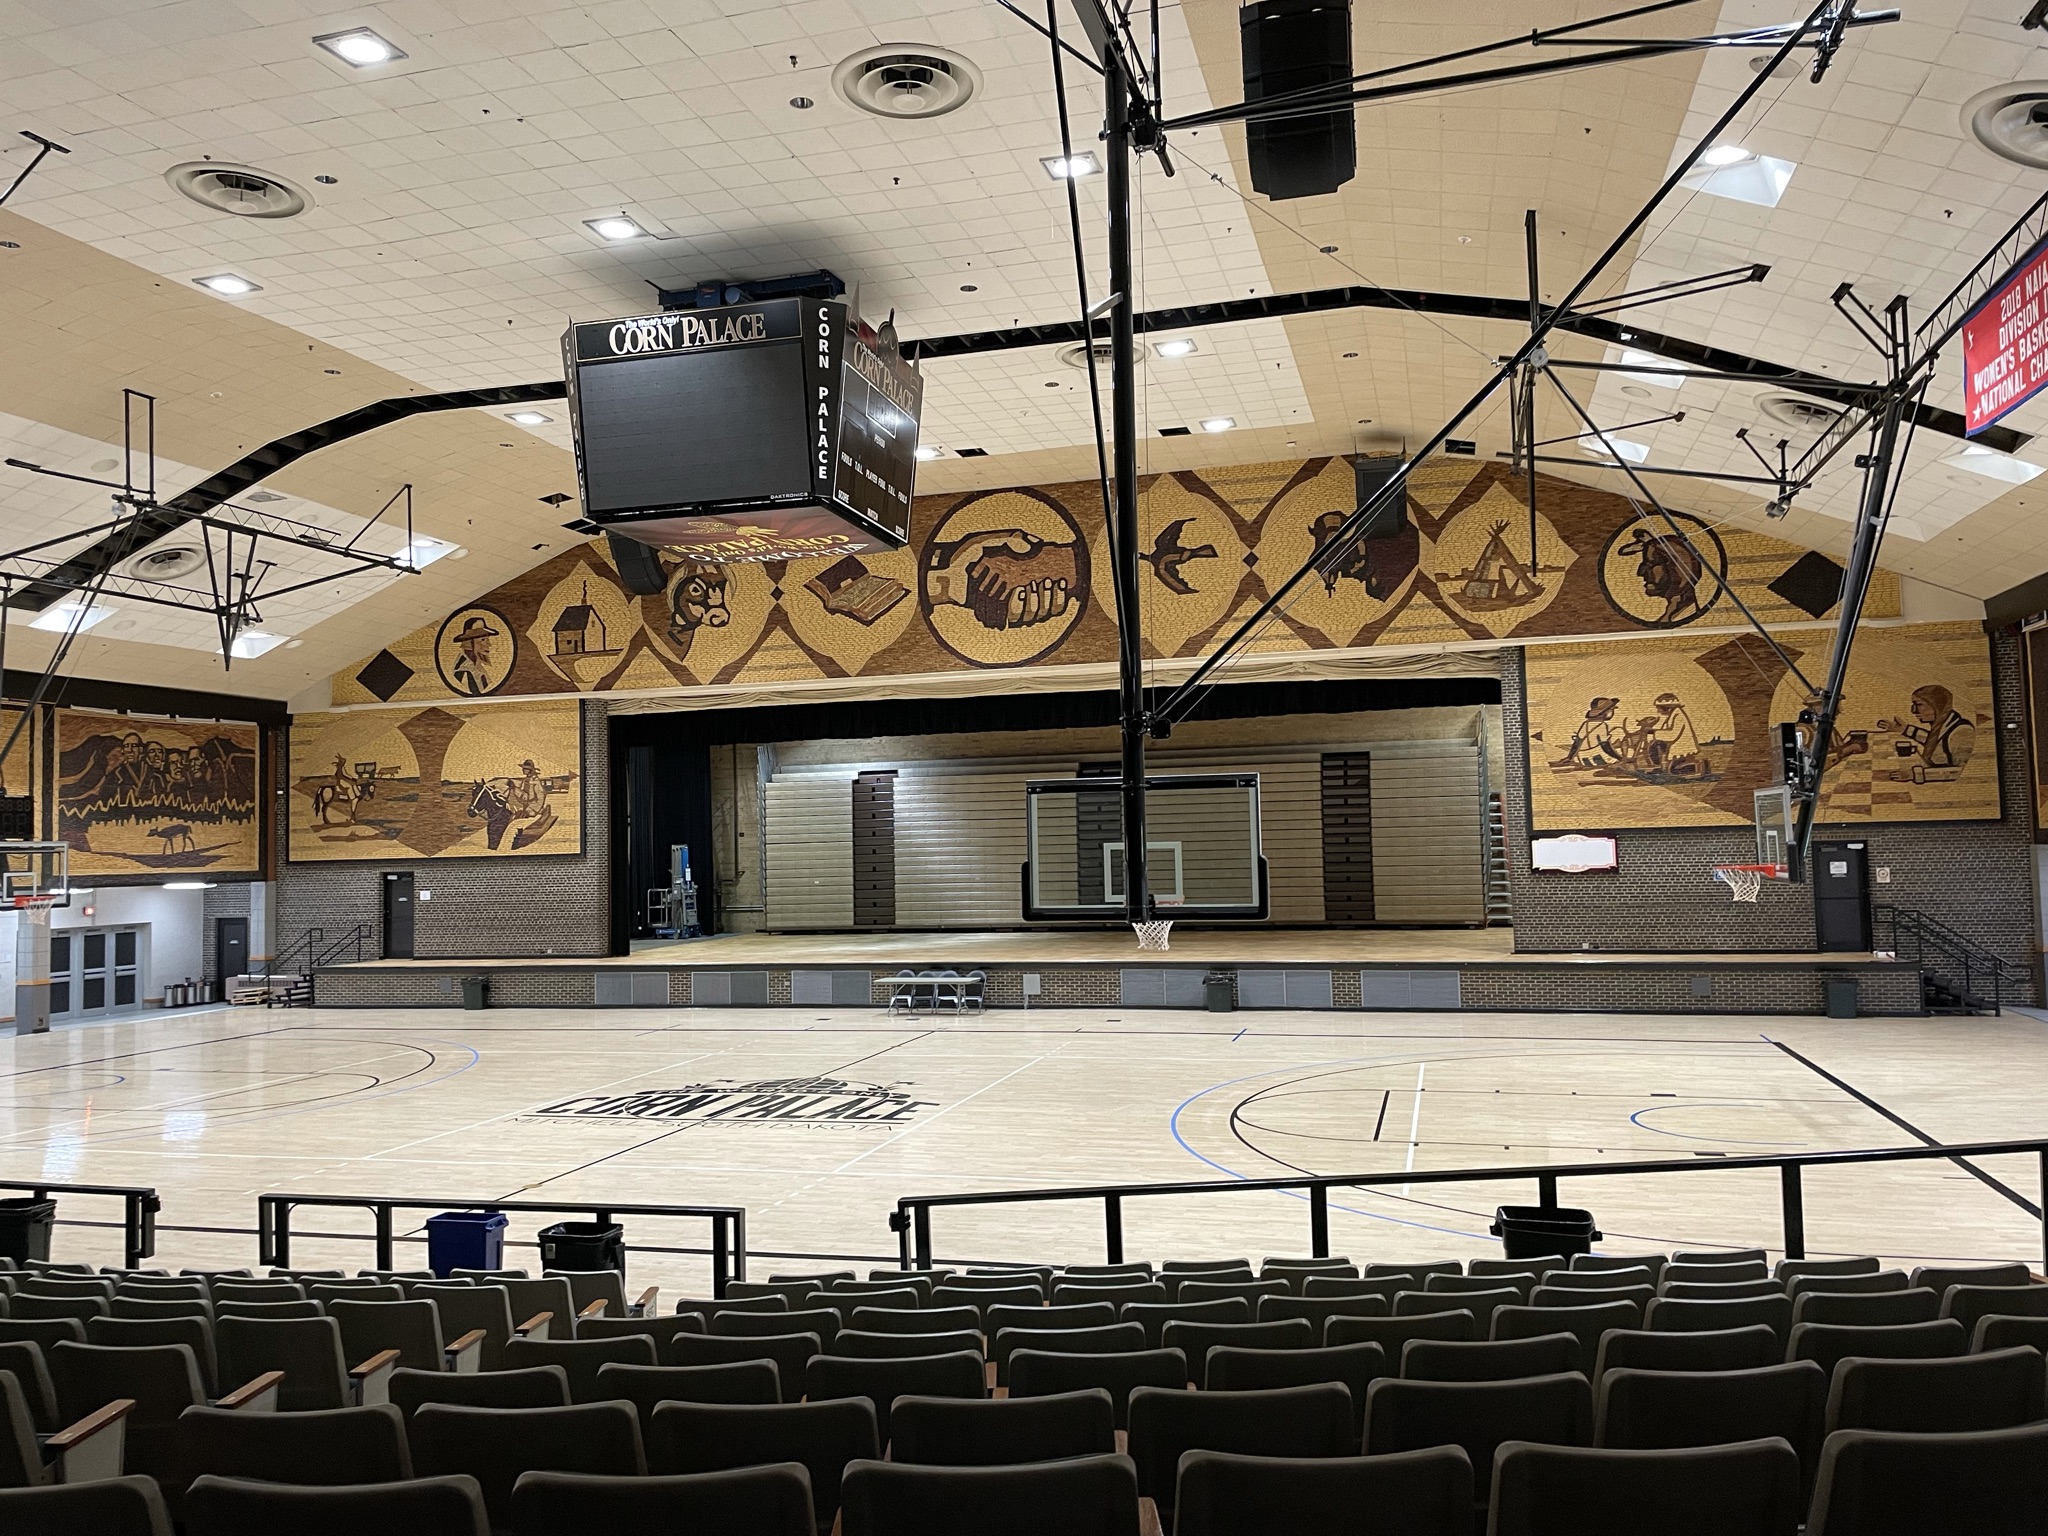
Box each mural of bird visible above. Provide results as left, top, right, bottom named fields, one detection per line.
left=1141, top=518, right=1218, bottom=595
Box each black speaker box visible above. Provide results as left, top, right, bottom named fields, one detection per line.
left=606, top=530, right=670, bottom=596
left=1241, top=0, right=1356, bottom=201
left=1354, top=453, right=1407, bottom=538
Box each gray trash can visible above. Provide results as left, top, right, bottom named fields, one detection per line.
left=1204, top=972, right=1237, bottom=1013
left=1824, top=977, right=1858, bottom=1019
left=461, top=976, right=488, bottom=1010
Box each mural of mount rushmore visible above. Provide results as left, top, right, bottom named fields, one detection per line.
left=56, top=713, right=262, bottom=877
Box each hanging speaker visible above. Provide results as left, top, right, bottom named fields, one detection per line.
left=1353, top=453, right=1407, bottom=539
left=1240, top=0, right=1355, bottom=201
left=606, top=531, right=670, bottom=596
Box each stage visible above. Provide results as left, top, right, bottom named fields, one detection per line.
left=312, top=926, right=1924, bottom=1017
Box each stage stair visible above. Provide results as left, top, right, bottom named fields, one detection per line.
left=1875, top=904, right=2015, bottom=1016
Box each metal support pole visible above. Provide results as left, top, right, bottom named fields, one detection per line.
left=1105, top=59, right=1149, bottom=920
left=273, top=1202, right=291, bottom=1269
left=374, top=1204, right=394, bottom=1273
left=1523, top=208, right=1542, bottom=569
left=2039, top=1150, right=2047, bottom=1279
left=732, top=1210, right=747, bottom=1282
left=1309, top=1185, right=1330, bottom=1258
left=712, top=1215, right=729, bottom=1298
left=914, top=1204, right=933, bottom=1270
left=1105, top=1194, right=1125, bottom=1264
left=1781, top=1163, right=1806, bottom=1261
left=125, top=1195, right=143, bottom=1271
left=1537, top=1173, right=1558, bottom=1211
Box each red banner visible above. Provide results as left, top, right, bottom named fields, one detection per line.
left=1962, top=237, right=2048, bottom=434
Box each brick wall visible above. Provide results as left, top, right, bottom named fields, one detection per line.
left=278, top=700, right=612, bottom=960
left=1500, top=632, right=2041, bottom=1002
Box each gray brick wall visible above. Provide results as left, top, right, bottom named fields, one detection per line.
left=279, top=700, right=612, bottom=960
left=1500, top=632, right=2040, bottom=1002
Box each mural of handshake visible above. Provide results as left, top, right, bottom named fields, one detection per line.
left=924, top=530, right=1080, bottom=630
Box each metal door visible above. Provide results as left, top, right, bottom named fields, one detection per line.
left=382, top=872, right=415, bottom=959
left=1813, top=840, right=1872, bottom=952
left=216, top=917, right=248, bottom=985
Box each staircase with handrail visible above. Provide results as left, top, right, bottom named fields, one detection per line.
left=252, top=924, right=373, bottom=1008
left=1874, top=903, right=2018, bottom=1016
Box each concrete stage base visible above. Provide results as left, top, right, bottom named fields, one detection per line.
left=313, top=927, right=1926, bottom=1016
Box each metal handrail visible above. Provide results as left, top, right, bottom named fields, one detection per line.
left=0, top=1179, right=159, bottom=1268
left=892, top=1137, right=2048, bottom=1274
left=313, top=924, right=373, bottom=968
left=1877, top=903, right=2017, bottom=1015
left=265, top=927, right=322, bottom=981
left=257, top=1193, right=748, bottom=1295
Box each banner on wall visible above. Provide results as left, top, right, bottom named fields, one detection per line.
left=1963, top=237, right=2048, bottom=434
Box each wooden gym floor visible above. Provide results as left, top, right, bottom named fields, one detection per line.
left=2, top=1002, right=2042, bottom=1290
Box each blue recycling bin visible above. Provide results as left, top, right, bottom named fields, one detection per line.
left=426, top=1210, right=508, bottom=1278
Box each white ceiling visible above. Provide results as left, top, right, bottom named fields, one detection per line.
left=0, top=0, right=2046, bottom=701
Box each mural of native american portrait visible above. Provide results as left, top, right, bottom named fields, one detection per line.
left=56, top=712, right=261, bottom=877
left=288, top=701, right=582, bottom=861
left=1526, top=622, right=2000, bottom=830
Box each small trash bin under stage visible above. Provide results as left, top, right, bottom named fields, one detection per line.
left=1204, top=972, right=1237, bottom=1013
left=539, top=1220, right=625, bottom=1274
left=1824, top=978, right=1858, bottom=1019
left=0, top=1198, right=57, bottom=1263
left=1492, top=1204, right=1601, bottom=1261
left=461, top=976, right=489, bottom=1010
left=426, top=1210, right=508, bottom=1278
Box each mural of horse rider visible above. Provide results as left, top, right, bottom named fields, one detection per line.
left=1877, top=683, right=1976, bottom=783
left=470, top=758, right=574, bottom=850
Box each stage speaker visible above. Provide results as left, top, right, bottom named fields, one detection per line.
left=1354, top=453, right=1407, bottom=538
left=1240, top=0, right=1355, bottom=201
left=606, top=530, right=669, bottom=595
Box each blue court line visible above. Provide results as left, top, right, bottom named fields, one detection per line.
left=1627, top=1102, right=1806, bottom=1146
left=1168, top=1065, right=1490, bottom=1242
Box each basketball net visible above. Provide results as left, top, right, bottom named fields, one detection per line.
left=1713, top=866, right=1765, bottom=903
left=1133, top=920, right=1175, bottom=951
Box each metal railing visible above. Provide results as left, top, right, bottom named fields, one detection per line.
left=314, top=924, right=373, bottom=968
left=892, top=1137, right=2048, bottom=1274
left=257, top=1193, right=748, bottom=1295
left=0, top=1180, right=159, bottom=1269
left=1876, top=903, right=2019, bottom=1016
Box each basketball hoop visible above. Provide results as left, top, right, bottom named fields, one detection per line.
left=1133, top=897, right=1182, bottom=950
left=1712, top=864, right=1783, bottom=903
left=10, top=893, right=57, bottom=925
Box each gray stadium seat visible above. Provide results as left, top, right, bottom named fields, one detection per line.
left=648, top=1398, right=878, bottom=1536
left=511, top=1466, right=813, bottom=1536
left=1827, top=1348, right=2046, bottom=1434
left=1807, top=1423, right=2048, bottom=1536
left=1171, top=1447, right=1470, bottom=1536
left=1489, top=1438, right=1802, bottom=1536
left=839, top=1454, right=1139, bottom=1536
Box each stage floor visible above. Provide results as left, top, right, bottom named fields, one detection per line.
left=7, top=1000, right=2039, bottom=1292
left=344, top=926, right=1882, bottom=970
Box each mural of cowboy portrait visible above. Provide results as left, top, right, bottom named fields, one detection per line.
left=434, top=606, right=518, bottom=696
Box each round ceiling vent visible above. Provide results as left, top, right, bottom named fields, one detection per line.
left=833, top=46, right=981, bottom=119
left=1961, top=82, right=2048, bottom=170
left=1057, top=339, right=1139, bottom=370
left=166, top=162, right=312, bottom=219
left=121, top=545, right=206, bottom=582
left=1757, top=392, right=1844, bottom=436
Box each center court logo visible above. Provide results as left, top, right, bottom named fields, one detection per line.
left=531, top=1075, right=931, bottom=1125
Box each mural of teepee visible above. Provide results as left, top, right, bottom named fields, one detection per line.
left=1438, top=520, right=1544, bottom=609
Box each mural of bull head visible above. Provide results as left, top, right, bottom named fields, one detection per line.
left=668, top=559, right=731, bottom=642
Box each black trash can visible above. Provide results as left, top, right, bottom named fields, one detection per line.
left=461, top=976, right=488, bottom=1010
left=426, top=1210, right=508, bottom=1278
left=539, top=1220, right=625, bottom=1274
left=0, top=1198, right=56, bottom=1263
left=1824, top=977, right=1858, bottom=1019
left=1204, top=972, right=1237, bottom=1013
left=1492, top=1204, right=1601, bottom=1261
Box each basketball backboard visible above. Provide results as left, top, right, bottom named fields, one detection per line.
left=1023, top=773, right=1268, bottom=920
left=1752, top=785, right=1797, bottom=880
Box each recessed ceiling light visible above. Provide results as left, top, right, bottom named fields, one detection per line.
left=1582, top=436, right=1649, bottom=463
left=506, top=411, right=554, bottom=426
left=1700, top=143, right=1754, bottom=166
left=586, top=215, right=647, bottom=241
left=30, top=601, right=115, bottom=633
left=1620, top=385, right=1653, bottom=400
left=1682, top=152, right=1796, bottom=208
left=314, top=28, right=405, bottom=66
left=914, top=445, right=945, bottom=460
left=1342, top=351, right=1359, bottom=359
left=1620, top=348, right=1680, bottom=387
left=790, top=96, right=814, bottom=109
left=193, top=273, right=261, bottom=296
left=229, top=630, right=288, bottom=659
left=1042, top=152, right=1100, bottom=180
left=1152, top=338, right=1197, bottom=359
left=163, top=881, right=216, bottom=890
left=1938, top=444, right=2045, bottom=485
left=405, top=536, right=461, bottom=568
left=1201, top=416, right=1236, bottom=433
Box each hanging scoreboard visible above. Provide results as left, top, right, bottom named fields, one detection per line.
left=563, top=297, right=923, bottom=563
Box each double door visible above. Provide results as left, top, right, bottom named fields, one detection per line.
left=50, top=927, right=141, bottom=1019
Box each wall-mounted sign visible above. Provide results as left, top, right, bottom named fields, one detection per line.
left=1962, top=237, right=2048, bottom=434
left=1530, top=833, right=1619, bottom=872
left=563, top=299, right=922, bottom=563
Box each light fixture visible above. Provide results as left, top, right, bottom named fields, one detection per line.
left=1681, top=152, right=1796, bottom=208
left=405, top=536, right=460, bottom=568
left=162, top=881, right=216, bottom=890
left=506, top=410, right=554, bottom=426
left=229, top=630, right=289, bottom=659
left=1620, top=348, right=1680, bottom=387
left=1700, top=143, right=1754, bottom=166
left=1937, top=443, right=2046, bottom=486
left=1041, top=152, right=1100, bottom=180
left=1582, top=436, right=1650, bottom=463
left=1152, top=338, right=1197, bottom=359
left=586, top=215, right=647, bottom=241
left=313, top=28, right=405, bottom=66
left=913, top=445, right=945, bottom=461
left=1200, top=416, right=1236, bottom=433
left=193, top=273, right=261, bottom=296
left=30, top=601, right=114, bottom=633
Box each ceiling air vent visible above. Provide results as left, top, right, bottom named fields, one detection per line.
left=166, top=162, right=311, bottom=219
left=1962, top=83, right=2048, bottom=170
left=833, top=46, right=981, bottom=119
left=120, top=545, right=206, bottom=582
left=1756, top=392, right=1844, bottom=435
left=1057, top=340, right=1139, bottom=370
